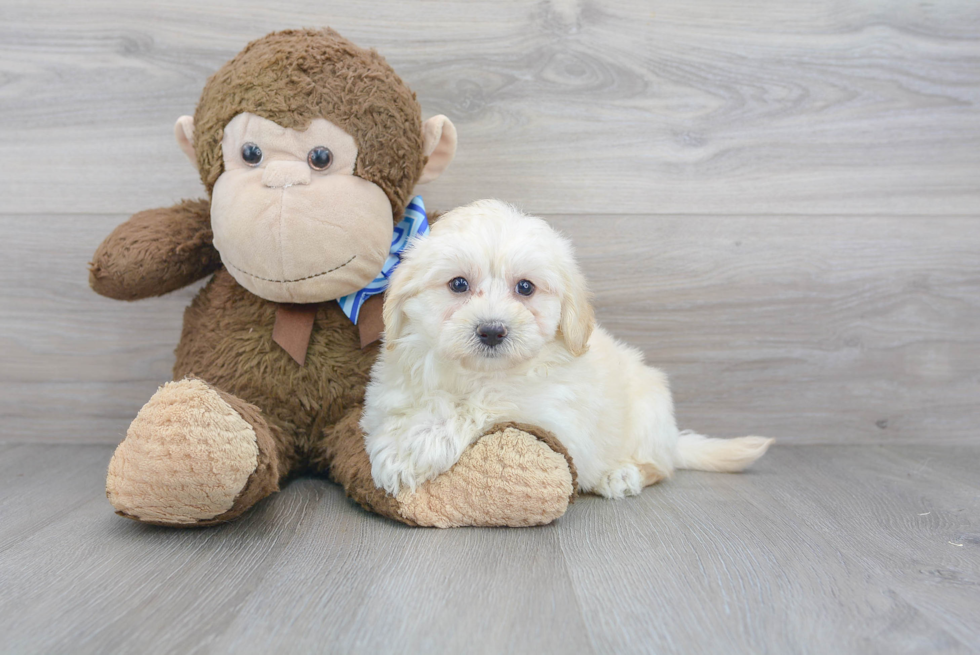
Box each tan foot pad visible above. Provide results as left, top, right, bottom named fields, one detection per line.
left=106, top=379, right=259, bottom=525
left=396, top=426, right=575, bottom=528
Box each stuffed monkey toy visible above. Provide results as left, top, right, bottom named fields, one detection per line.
left=90, top=29, right=577, bottom=527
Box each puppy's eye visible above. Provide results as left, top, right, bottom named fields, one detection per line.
left=449, top=277, right=469, bottom=293
left=307, top=146, right=333, bottom=171
left=241, top=142, right=263, bottom=166
left=516, top=279, right=535, bottom=296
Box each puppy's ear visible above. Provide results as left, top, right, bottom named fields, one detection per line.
left=558, top=260, right=595, bottom=357
left=382, top=255, right=422, bottom=349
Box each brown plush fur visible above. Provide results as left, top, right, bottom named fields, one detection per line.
left=313, top=405, right=416, bottom=523
left=91, top=29, right=576, bottom=528
left=107, top=378, right=261, bottom=526
left=491, top=422, right=579, bottom=498
left=209, top=386, right=285, bottom=522
left=194, top=28, right=425, bottom=218
left=174, top=269, right=374, bottom=473
left=121, top=384, right=285, bottom=528
left=89, top=198, right=219, bottom=301
left=394, top=425, right=575, bottom=528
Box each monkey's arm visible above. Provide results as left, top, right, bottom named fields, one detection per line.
left=315, top=408, right=576, bottom=527
left=89, top=198, right=221, bottom=301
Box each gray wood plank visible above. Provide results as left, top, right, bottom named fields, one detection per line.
left=555, top=445, right=980, bottom=654
left=1, top=444, right=978, bottom=654
left=0, top=443, right=111, bottom=551
left=760, top=446, right=980, bottom=649
left=3, top=213, right=977, bottom=445
left=0, top=0, right=977, bottom=216
left=204, top=512, right=590, bottom=655
left=0, top=446, right=588, bottom=655
left=0, top=451, right=330, bottom=654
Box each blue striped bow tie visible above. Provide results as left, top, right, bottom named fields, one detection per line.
left=337, top=195, right=429, bottom=324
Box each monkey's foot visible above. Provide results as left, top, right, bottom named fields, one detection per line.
left=106, top=378, right=280, bottom=526
left=396, top=423, right=577, bottom=528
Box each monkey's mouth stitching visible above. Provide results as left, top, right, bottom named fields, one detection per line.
left=225, top=255, right=356, bottom=284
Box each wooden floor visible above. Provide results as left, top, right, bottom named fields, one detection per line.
left=1, top=443, right=977, bottom=654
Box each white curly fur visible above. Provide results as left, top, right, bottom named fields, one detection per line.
left=361, top=200, right=773, bottom=496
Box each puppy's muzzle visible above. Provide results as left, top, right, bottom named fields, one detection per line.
left=476, top=323, right=507, bottom=348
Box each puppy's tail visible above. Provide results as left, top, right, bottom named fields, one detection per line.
left=674, top=431, right=774, bottom=472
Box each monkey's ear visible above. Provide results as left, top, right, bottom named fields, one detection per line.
left=418, top=115, right=457, bottom=184
left=174, top=116, right=197, bottom=166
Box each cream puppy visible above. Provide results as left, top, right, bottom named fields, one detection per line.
left=361, top=200, right=773, bottom=498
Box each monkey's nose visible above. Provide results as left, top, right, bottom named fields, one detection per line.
left=262, top=161, right=312, bottom=188
left=476, top=323, right=508, bottom=348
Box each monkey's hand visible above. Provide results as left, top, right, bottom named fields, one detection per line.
left=392, top=422, right=578, bottom=527
left=89, top=198, right=221, bottom=301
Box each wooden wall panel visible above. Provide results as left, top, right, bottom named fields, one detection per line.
left=0, top=0, right=977, bottom=445
left=0, top=0, right=977, bottom=216
left=1, top=214, right=976, bottom=445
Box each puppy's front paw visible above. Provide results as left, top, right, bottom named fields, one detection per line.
left=368, top=422, right=467, bottom=496
left=369, top=442, right=413, bottom=496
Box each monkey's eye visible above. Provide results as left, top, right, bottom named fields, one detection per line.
left=307, top=146, right=333, bottom=171
left=449, top=277, right=469, bottom=293
left=241, top=143, right=263, bottom=166
left=516, top=280, right=535, bottom=296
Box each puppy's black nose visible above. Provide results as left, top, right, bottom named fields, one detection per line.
left=476, top=323, right=507, bottom=347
